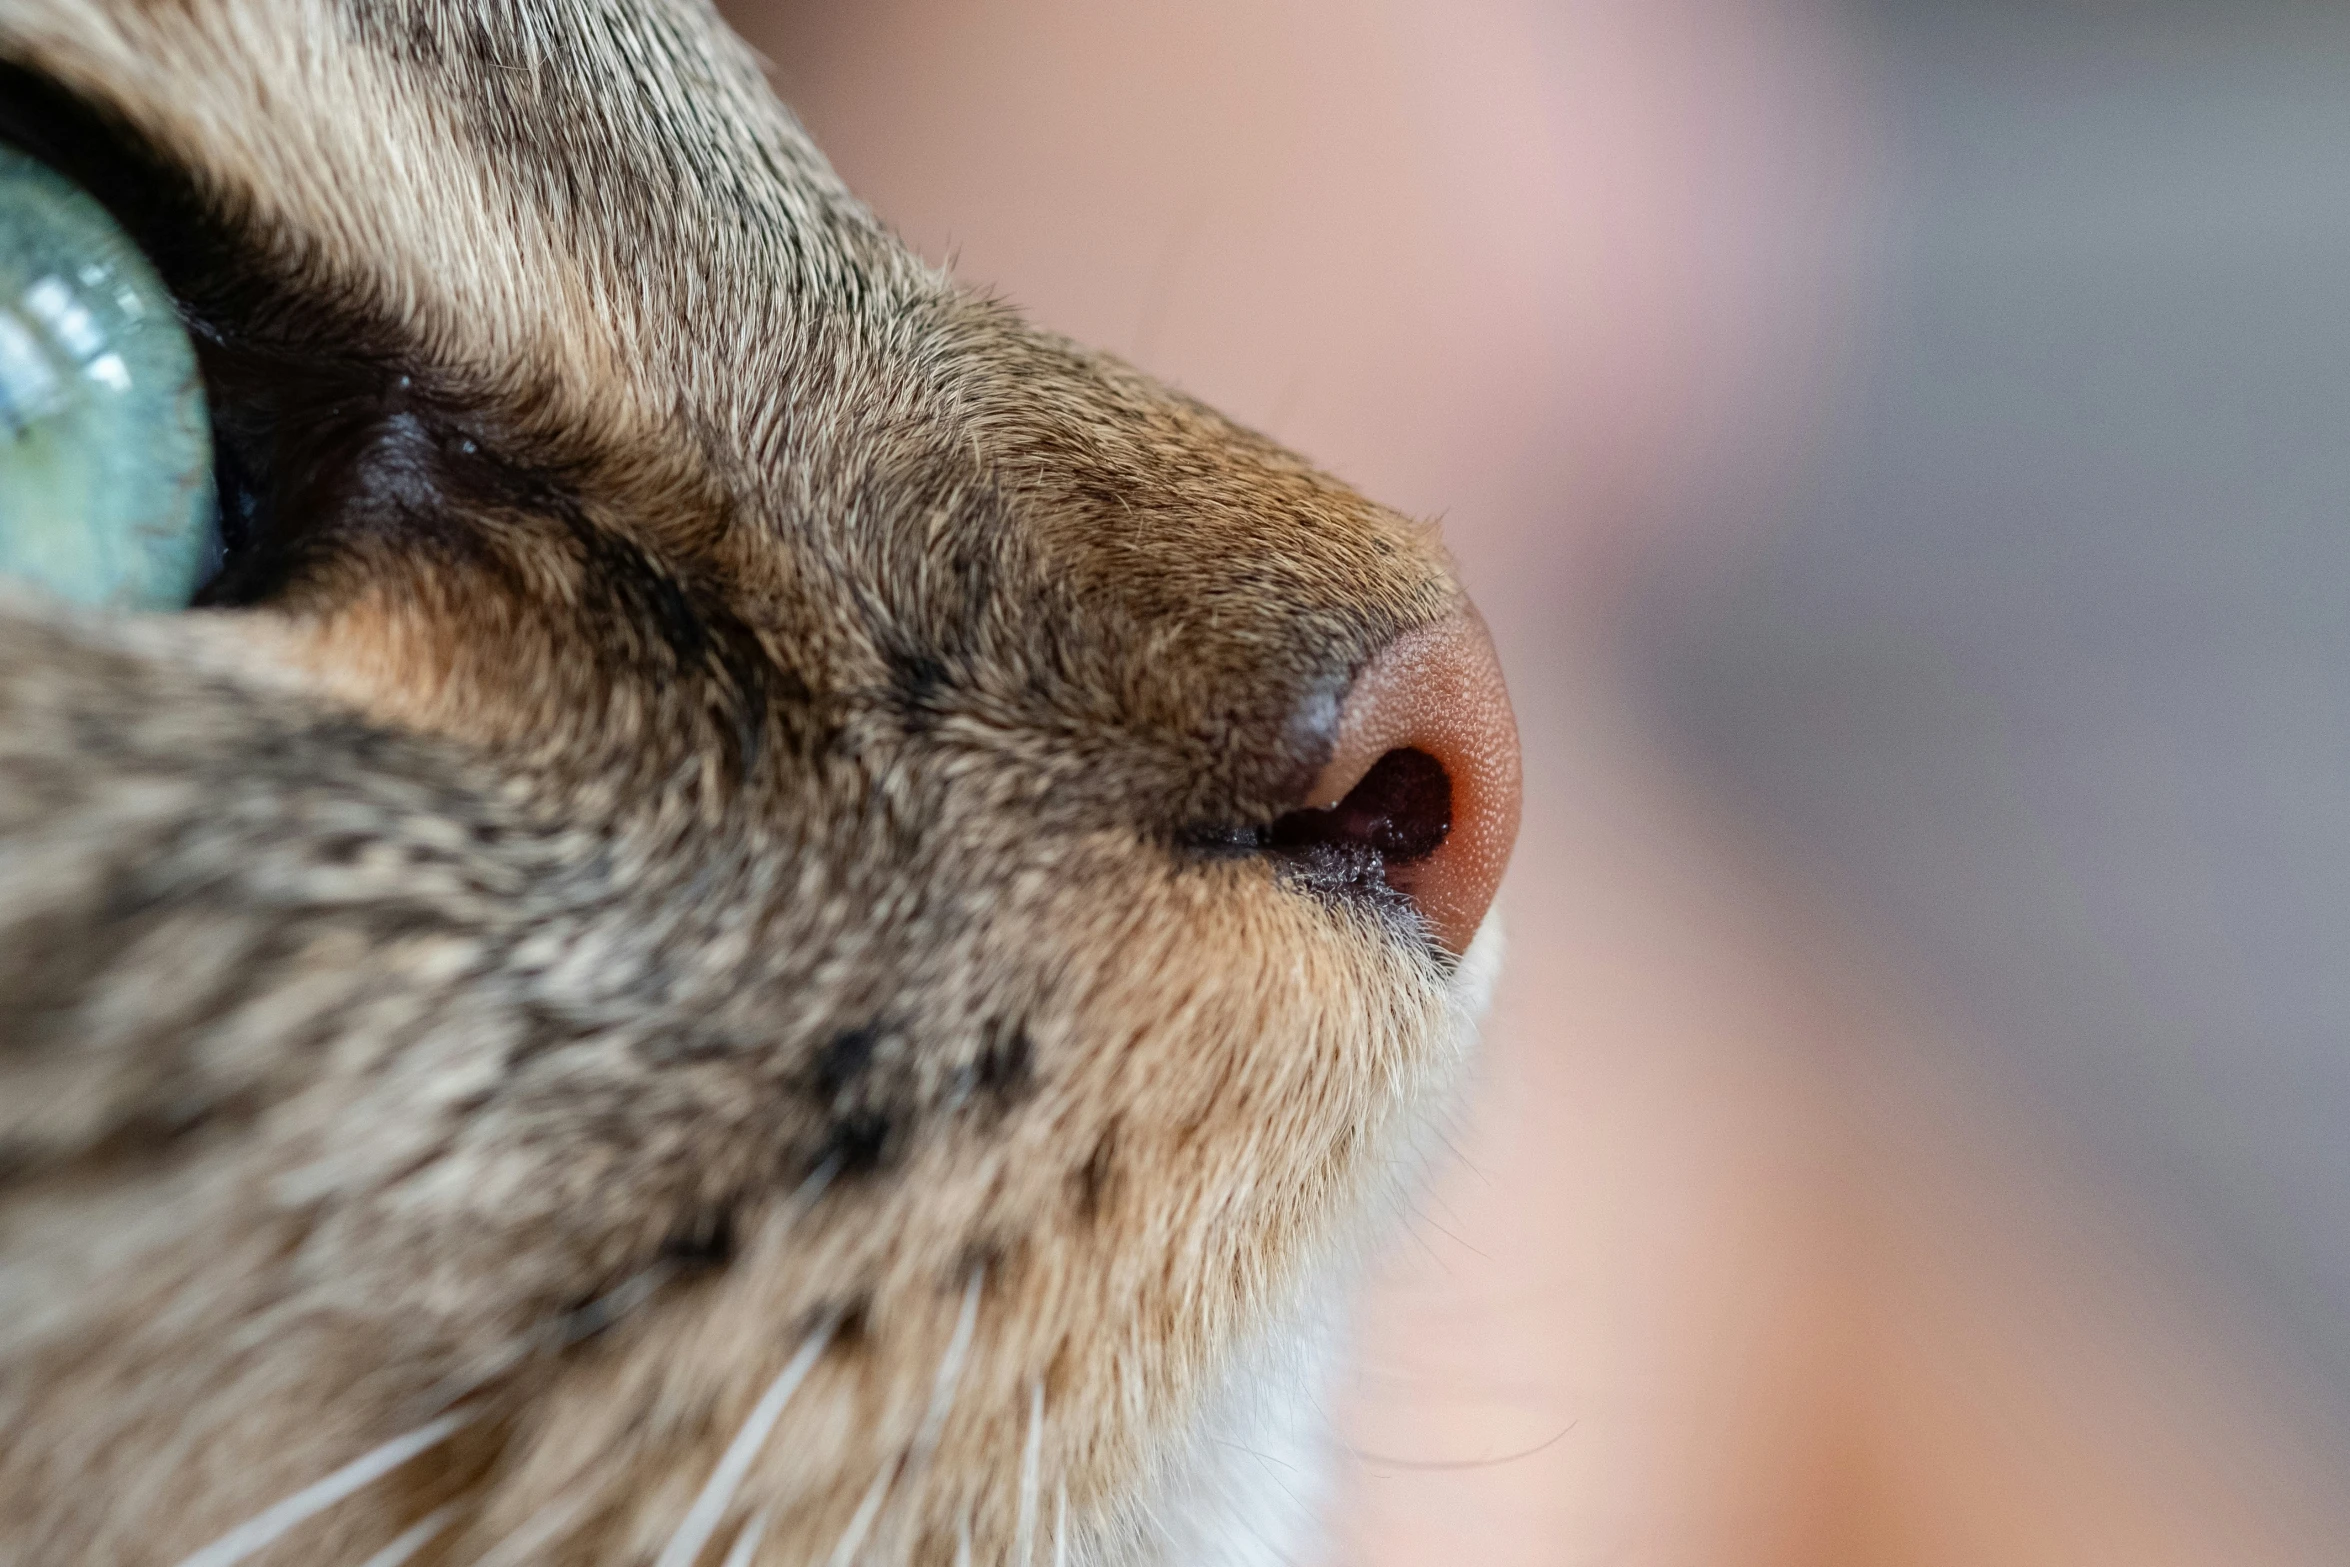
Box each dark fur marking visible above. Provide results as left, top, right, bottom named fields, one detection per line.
left=311, top=834, right=367, bottom=867
left=503, top=1003, right=605, bottom=1073
left=822, top=1109, right=894, bottom=1176
left=970, top=1017, right=1034, bottom=1103
left=813, top=1024, right=882, bottom=1099
left=884, top=646, right=952, bottom=730
left=659, top=1203, right=738, bottom=1271
left=1074, top=1126, right=1119, bottom=1225
left=565, top=520, right=784, bottom=773
left=825, top=1293, right=874, bottom=1350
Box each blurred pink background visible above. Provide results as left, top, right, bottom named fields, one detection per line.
left=721, top=3, right=2350, bottom=1560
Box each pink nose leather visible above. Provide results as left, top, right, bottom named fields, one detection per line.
left=1304, top=605, right=1522, bottom=954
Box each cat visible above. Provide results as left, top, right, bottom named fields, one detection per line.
left=0, top=2, right=1520, bottom=1562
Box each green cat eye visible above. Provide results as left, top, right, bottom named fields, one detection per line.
left=0, top=144, right=215, bottom=609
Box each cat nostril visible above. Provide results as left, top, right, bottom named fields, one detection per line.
left=1272, top=606, right=1521, bottom=954
left=1271, top=747, right=1452, bottom=865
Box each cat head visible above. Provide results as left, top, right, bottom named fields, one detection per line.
left=0, top=3, right=1518, bottom=1562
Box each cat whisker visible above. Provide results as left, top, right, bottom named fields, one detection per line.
left=353, top=1504, right=456, bottom=1567
left=400, top=1259, right=677, bottom=1429
left=653, top=1157, right=842, bottom=1567
left=819, top=1466, right=893, bottom=1567
left=554, top=1259, right=680, bottom=1348
left=916, top=1273, right=983, bottom=1458
left=408, top=1349, right=532, bottom=1429
left=956, top=1513, right=974, bottom=1567
left=468, top=1485, right=598, bottom=1567
left=171, top=1409, right=473, bottom=1567
left=400, top=1262, right=680, bottom=1442
left=1016, top=1380, right=1043, bottom=1567
left=1053, top=1483, right=1068, bottom=1567
left=720, top=1507, right=772, bottom=1567
left=653, top=1319, right=836, bottom=1567
left=875, top=1269, right=985, bottom=1565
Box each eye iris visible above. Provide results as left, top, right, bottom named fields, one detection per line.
left=0, top=144, right=214, bottom=609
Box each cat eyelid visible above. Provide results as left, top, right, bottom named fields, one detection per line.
left=2, top=62, right=263, bottom=600
left=0, top=64, right=220, bottom=313
left=0, top=60, right=460, bottom=605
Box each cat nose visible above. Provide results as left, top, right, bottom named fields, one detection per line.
left=1274, top=604, right=1522, bottom=954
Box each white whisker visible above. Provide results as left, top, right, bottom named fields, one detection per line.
left=1016, top=1380, right=1042, bottom=1567
left=654, top=1320, right=836, bottom=1567
left=719, top=1507, right=771, bottom=1567
left=819, top=1466, right=893, bottom=1567
left=171, top=1409, right=472, bottom=1567
left=911, top=1272, right=984, bottom=1463
left=956, top=1513, right=974, bottom=1567
left=469, top=1487, right=597, bottom=1567
left=354, top=1505, right=456, bottom=1567
left=654, top=1160, right=841, bottom=1567
left=1052, top=1484, right=1067, bottom=1567
left=409, top=1240, right=682, bottom=1429
left=555, top=1260, right=678, bottom=1347
left=873, top=1271, right=987, bottom=1567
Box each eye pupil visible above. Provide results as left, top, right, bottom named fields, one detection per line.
left=0, top=143, right=215, bottom=611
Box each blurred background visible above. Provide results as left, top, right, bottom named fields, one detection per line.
left=720, top=2, right=2350, bottom=1560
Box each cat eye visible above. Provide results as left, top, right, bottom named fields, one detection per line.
left=0, top=141, right=216, bottom=609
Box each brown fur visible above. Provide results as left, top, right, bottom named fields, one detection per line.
left=0, top=3, right=1491, bottom=1562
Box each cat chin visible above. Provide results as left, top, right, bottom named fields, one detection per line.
left=1086, top=917, right=1506, bottom=1565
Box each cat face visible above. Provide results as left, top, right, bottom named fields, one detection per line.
left=0, top=4, right=1519, bottom=1563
